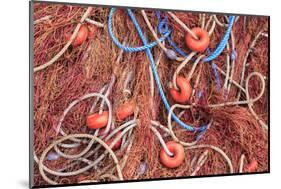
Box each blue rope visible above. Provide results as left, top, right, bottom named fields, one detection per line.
left=156, top=11, right=189, bottom=57
left=108, top=8, right=207, bottom=133
left=108, top=9, right=171, bottom=52
left=212, top=63, right=221, bottom=90
left=204, top=16, right=235, bottom=62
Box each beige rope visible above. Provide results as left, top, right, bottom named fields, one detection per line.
left=213, top=15, right=228, bottom=27
left=141, top=10, right=167, bottom=52
left=223, top=43, right=231, bottom=89
left=120, top=134, right=135, bottom=169
left=167, top=103, right=200, bottom=146
left=35, top=121, right=136, bottom=184
left=216, top=66, right=246, bottom=93
left=169, top=72, right=267, bottom=130
left=204, top=15, right=213, bottom=30
left=38, top=134, right=123, bottom=185
left=227, top=31, right=236, bottom=92
left=237, top=31, right=264, bottom=100
left=168, top=11, right=198, bottom=40
left=141, top=10, right=185, bottom=62
left=34, top=15, right=52, bottom=24
left=85, top=18, right=104, bottom=27
left=201, top=14, right=206, bottom=28
left=208, top=19, right=216, bottom=36
left=239, top=154, right=245, bottom=173
left=187, top=144, right=234, bottom=173
left=172, top=52, right=196, bottom=90
left=191, top=64, right=202, bottom=97
left=151, top=126, right=174, bottom=156
left=190, top=150, right=209, bottom=176
left=187, top=55, right=205, bottom=81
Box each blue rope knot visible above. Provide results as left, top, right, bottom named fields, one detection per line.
left=156, top=11, right=189, bottom=57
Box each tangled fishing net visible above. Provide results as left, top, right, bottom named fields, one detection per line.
left=32, top=2, right=269, bottom=187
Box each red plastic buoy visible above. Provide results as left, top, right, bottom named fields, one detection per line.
left=185, top=27, right=210, bottom=52
left=87, top=111, right=109, bottom=129
left=160, top=141, right=185, bottom=168
left=246, top=159, right=258, bottom=172
left=116, top=101, right=135, bottom=121
left=65, top=25, right=89, bottom=46
left=98, top=129, right=122, bottom=151
left=105, top=131, right=122, bottom=150
left=170, top=76, right=192, bottom=103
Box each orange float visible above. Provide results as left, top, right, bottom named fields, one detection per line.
left=170, top=76, right=192, bottom=103
left=160, top=141, right=185, bottom=168
left=86, top=111, right=109, bottom=129
left=105, top=131, right=122, bottom=150
left=65, top=24, right=89, bottom=46
left=246, top=159, right=258, bottom=172
left=116, top=101, right=135, bottom=121
left=97, top=129, right=122, bottom=150
left=185, top=27, right=210, bottom=52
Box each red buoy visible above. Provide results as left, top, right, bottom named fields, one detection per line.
left=185, top=27, right=210, bottom=52
left=116, top=101, right=135, bottom=121
left=98, top=129, right=122, bottom=151
left=247, top=159, right=258, bottom=172
left=105, top=131, right=122, bottom=150
left=64, top=25, right=89, bottom=46
left=170, top=76, right=192, bottom=103
left=87, top=111, right=109, bottom=129
left=160, top=141, right=185, bottom=168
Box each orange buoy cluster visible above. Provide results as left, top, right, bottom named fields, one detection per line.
left=86, top=101, right=135, bottom=130
left=86, top=100, right=136, bottom=151
left=185, top=27, right=210, bottom=52
left=160, top=141, right=185, bottom=168
left=170, top=76, right=192, bottom=104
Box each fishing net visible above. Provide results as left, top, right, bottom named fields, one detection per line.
left=32, top=2, right=269, bottom=186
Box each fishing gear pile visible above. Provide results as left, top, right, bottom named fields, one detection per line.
left=32, top=2, right=269, bottom=186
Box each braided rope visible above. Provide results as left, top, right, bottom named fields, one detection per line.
left=108, top=9, right=170, bottom=52
left=204, top=16, right=235, bottom=62
left=167, top=11, right=199, bottom=40
left=56, top=92, right=113, bottom=141
left=151, top=126, right=174, bottom=156
left=190, top=150, right=209, bottom=176
left=187, top=144, right=234, bottom=173
left=237, top=31, right=265, bottom=100
left=38, top=134, right=124, bottom=185
left=239, top=154, right=246, bottom=173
